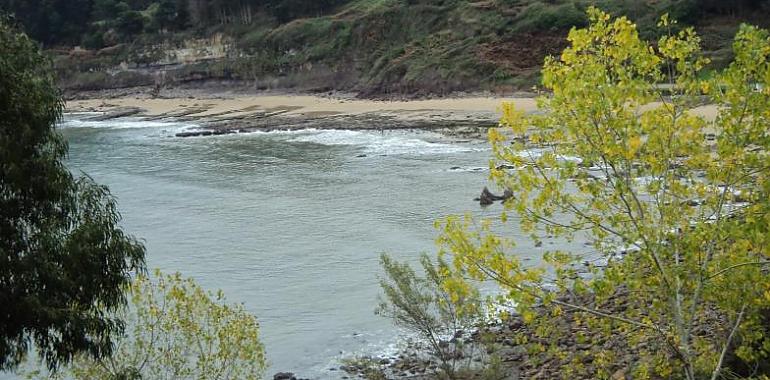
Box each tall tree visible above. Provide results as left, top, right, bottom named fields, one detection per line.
left=116, top=8, right=146, bottom=37
left=0, top=17, right=145, bottom=371
left=151, top=0, right=178, bottom=31
left=439, top=8, right=770, bottom=379
left=91, top=0, right=120, bottom=22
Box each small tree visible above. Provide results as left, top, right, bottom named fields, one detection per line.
left=377, top=253, right=486, bottom=379
left=438, top=8, right=770, bottom=380
left=33, top=270, right=266, bottom=380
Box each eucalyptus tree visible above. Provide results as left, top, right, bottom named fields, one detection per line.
left=0, top=17, right=145, bottom=371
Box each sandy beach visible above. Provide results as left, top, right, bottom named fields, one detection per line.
left=66, top=92, right=720, bottom=119
left=65, top=92, right=721, bottom=138
left=64, top=92, right=541, bottom=137
left=67, top=95, right=538, bottom=117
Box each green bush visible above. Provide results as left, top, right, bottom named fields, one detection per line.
left=81, top=32, right=105, bottom=50
left=514, top=2, right=588, bottom=32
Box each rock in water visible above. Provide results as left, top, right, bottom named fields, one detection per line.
left=478, top=186, right=496, bottom=206
left=274, top=372, right=296, bottom=380
left=477, top=187, right=514, bottom=206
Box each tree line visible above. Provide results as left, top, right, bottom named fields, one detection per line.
left=0, top=0, right=352, bottom=47
left=3, top=0, right=770, bottom=49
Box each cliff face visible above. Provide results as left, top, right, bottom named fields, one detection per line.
left=45, top=0, right=768, bottom=98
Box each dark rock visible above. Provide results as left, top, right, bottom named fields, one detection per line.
left=477, top=186, right=514, bottom=206
left=504, top=351, right=523, bottom=362
left=175, top=129, right=236, bottom=138
left=273, top=372, right=296, bottom=380
left=576, top=343, right=591, bottom=350
left=478, top=186, right=496, bottom=206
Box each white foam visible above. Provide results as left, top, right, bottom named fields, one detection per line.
left=59, top=117, right=198, bottom=132
left=514, top=147, right=583, bottom=164
left=288, top=129, right=475, bottom=155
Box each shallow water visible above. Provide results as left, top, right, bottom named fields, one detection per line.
left=5, top=115, right=557, bottom=379
left=66, top=116, right=505, bottom=376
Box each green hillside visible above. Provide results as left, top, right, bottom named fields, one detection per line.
left=2, top=0, right=769, bottom=97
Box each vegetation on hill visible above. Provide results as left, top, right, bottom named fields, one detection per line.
left=3, top=0, right=770, bottom=96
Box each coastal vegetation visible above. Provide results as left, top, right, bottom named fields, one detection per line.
left=0, top=16, right=265, bottom=378
left=27, top=270, right=266, bottom=380
left=374, top=8, right=770, bottom=380
left=3, top=1, right=770, bottom=379
left=2, top=0, right=770, bottom=96
left=0, top=15, right=146, bottom=372
left=377, top=253, right=491, bottom=379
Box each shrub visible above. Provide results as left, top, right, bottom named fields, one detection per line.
left=376, top=253, right=488, bottom=379
left=26, top=270, right=266, bottom=380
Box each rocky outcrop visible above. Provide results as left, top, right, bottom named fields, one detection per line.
left=475, top=186, right=514, bottom=206
left=175, top=129, right=239, bottom=137
left=273, top=372, right=296, bottom=380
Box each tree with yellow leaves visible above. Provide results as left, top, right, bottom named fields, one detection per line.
left=437, top=8, right=770, bottom=379
left=26, top=270, right=266, bottom=380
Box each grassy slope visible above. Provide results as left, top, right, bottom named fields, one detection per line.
left=55, top=0, right=770, bottom=97
left=232, top=0, right=578, bottom=96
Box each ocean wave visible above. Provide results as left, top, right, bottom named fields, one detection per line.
left=59, top=118, right=198, bottom=132
left=287, top=129, right=476, bottom=155
left=513, top=147, right=583, bottom=164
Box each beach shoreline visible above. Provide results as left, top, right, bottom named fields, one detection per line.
left=65, top=88, right=721, bottom=140
left=64, top=88, right=542, bottom=138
